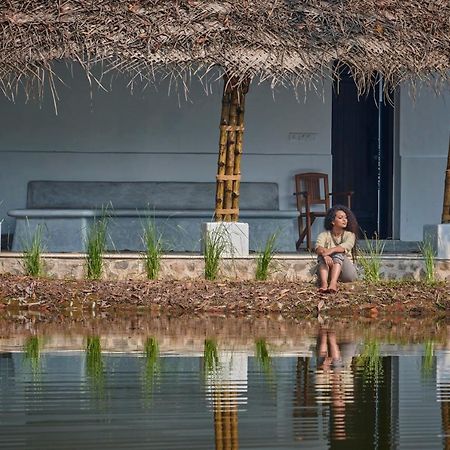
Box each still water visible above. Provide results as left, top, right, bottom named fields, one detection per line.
left=0, top=314, right=449, bottom=449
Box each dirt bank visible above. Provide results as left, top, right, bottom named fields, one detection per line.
left=0, top=274, right=448, bottom=318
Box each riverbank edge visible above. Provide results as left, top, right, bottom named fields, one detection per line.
left=0, top=274, right=448, bottom=319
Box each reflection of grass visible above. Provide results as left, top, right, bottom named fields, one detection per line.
left=23, top=336, right=41, bottom=374
left=86, top=336, right=105, bottom=392
left=255, top=338, right=272, bottom=374
left=422, top=340, right=435, bottom=377
left=255, top=339, right=277, bottom=391
left=203, top=339, right=220, bottom=375
left=143, top=337, right=160, bottom=398
left=355, top=340, right=383, bottom=383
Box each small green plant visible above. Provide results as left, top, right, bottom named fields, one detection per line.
left=86, top=336, right=105, bottom=391
left=143, top=337, right=160, bottom=396
left=203, top=225, right=228, bottom=281
left=22, top=224, right=45, bottom=277
left=357, top=233, right=385, bottom=283
left=203, top=339, right=220, bottom=376
left=141, top=219, right=163, bottom=280
left=419, top=238, right=437, bottom=285
left=255, top=233, right=278, bottom=281
left=85, top=215, right=109, bottom=280
left=23, top=335, right=42, bottom=374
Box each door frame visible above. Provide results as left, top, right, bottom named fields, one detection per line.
left=331, top=74, right=396, bottom=239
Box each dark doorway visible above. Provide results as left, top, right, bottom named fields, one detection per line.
left=332, top=71, right=394, bottom=238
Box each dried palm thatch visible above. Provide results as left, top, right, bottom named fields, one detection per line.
left=0, top=0, right=449, bottom=100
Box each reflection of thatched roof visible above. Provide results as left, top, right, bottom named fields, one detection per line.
left=0, top=0, right=449, bottom=97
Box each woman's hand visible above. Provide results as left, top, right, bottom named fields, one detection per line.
left=324, top=255, right=333, bottom=268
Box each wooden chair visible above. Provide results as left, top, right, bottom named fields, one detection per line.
left=294, top=172, right=353, bottom=250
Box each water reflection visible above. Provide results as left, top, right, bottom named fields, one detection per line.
left=23, top=335, right=42, bottom=377
left=85, top=335, right=105, bottom=394
left=142, top=337, right=160, bottom=400
left=438, top=339, right=450, bottom=449
left=1, top=314, right=450, bottom=449
left=204, top=339, right=247, bottom=450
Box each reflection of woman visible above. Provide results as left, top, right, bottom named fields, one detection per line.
left=315, top=328, right=356, bottom=442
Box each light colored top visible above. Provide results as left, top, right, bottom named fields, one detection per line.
left=315, top=230, right=356, bottom=258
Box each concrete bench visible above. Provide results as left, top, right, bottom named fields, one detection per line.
left=9, top=181, right=298, bottom=252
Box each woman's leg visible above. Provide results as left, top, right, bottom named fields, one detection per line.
left=328, top=263, right=342, bottom=291
left=318, top=263, right=329, bottom=290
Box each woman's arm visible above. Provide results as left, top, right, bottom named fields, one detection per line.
left=317, top=245, right=345, bottom=256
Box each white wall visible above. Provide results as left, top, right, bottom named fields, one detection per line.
left=0, top=66, right=332, bottom=235
left=399, top=85, right=450, bottom=241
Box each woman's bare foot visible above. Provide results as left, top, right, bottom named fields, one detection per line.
left=328, top=282, right=338, bottom=293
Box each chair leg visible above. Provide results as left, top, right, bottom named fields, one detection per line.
left=296, top=216, right=305, bottom=250
left=306, top=215, right=312, bottom=250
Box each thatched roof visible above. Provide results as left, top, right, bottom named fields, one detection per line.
left=0, top=0, right=449, bottom=98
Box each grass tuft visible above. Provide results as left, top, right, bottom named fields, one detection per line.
left=85, top=215, right=108, bottom=280
left=141, top=219, right=163, bottom=280
left=357, top=233, right=385, bottom=283
left=203, top=225, right=228, bottom=281
left=22, top=224, right=45, bottom=277
left=255, top=233, right=278, bottom=281
left=418, top=238, right=437, bottom=285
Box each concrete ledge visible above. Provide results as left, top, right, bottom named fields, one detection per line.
left=0, top=253, right=449, bottom=281
left=9, top=212, right=297, bottom=253
left=424, top=223, right=450, bottom=259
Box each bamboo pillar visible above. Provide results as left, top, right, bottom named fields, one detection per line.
left=215, top=75, right=250, bottom=222
left=442, top=137, right=450, bottom=223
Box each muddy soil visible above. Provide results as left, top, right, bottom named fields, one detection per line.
left=0, top=274, right=448, bottom=318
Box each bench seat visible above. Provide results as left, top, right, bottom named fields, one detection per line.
left=9, top=181, right=298, bottom=253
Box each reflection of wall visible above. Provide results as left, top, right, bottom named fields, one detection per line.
left=398, top=355, right=441, bottom=447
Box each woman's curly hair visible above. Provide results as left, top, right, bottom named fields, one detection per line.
left=324, top=205, right=359, bottom=236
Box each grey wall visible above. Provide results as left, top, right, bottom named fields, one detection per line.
left=399, top=84, right=450, bottom=241
left=0, top=66, right=332, bottom=237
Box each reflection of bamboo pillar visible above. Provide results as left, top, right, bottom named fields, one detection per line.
left=213, top=389, right=239, bottom=450
left=215, top=76, right=250, bottom=222
left=442, top=401, right=450, bottom=450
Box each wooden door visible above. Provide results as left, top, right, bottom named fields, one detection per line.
left=332, top=72, right=393, bottom=238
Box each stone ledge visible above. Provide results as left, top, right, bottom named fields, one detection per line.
left=0, top=254, right=449, bottom=281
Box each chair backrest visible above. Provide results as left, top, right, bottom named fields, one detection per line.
left=294, top=172, right=330, bottom=211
